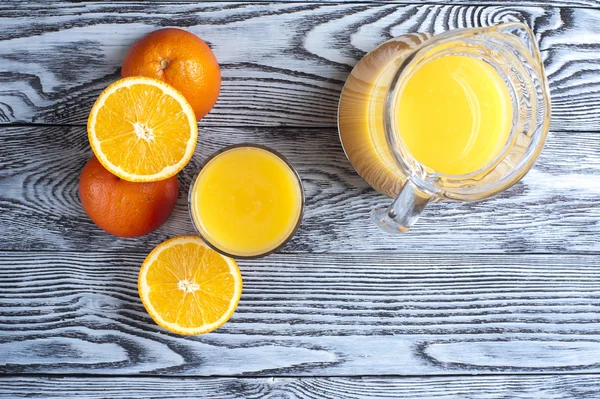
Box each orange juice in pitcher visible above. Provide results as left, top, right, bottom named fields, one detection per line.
left=338, top=23, right=551, bottom=232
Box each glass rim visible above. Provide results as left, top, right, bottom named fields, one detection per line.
left=188, top=143, right=305, bottom=260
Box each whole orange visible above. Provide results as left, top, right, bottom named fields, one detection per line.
left=79, top=156, right=178, bottom=238
left=121, top=28, right=221, bottom=120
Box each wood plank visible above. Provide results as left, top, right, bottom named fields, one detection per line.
left=1, top=125, right=599, bottom=253
left=2, top=375, right=600, bottom=398
left=18, top=0, right=600, bottom=9
left=2, top=252, right=600, bottom=375
left=1, top=2, right=600, bottom=130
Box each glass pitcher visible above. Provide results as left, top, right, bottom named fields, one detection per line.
left=337, top=22, right=551, bottom=233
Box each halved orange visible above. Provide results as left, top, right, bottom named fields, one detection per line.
left=138, top=236, right=242, bottom=335
left=88, top=76, right=198, bottom=182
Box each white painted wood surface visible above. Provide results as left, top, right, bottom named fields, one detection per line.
left=1, top=3, right=600, bottom=131
left=2, top=252, right=600, bottom=375
left=2, top=375, right=600, bottom=398
left=1, top=125, right=599, bottom=253
left=1, top=1, right=599, bottom=397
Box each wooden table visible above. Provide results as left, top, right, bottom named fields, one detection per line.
left=1, top=1, right=599, bottom=398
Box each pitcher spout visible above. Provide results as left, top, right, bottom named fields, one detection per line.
left=490, top=22, right=545, bottom=70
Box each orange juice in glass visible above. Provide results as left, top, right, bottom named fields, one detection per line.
left=189, top=144, right=304, bottom=258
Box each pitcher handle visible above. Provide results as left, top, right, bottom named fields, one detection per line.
left=370, top=181, right=431, bottom=233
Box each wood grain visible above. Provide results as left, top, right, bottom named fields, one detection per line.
left=3, top=375, right=600, bottom=398
left=1, top=125, right=599, bottom=253
left=24, top=0, right=600, bottom=8
left=2, top=252, right=600, bottom=375
left=1, top=3, right=600, bottom=130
